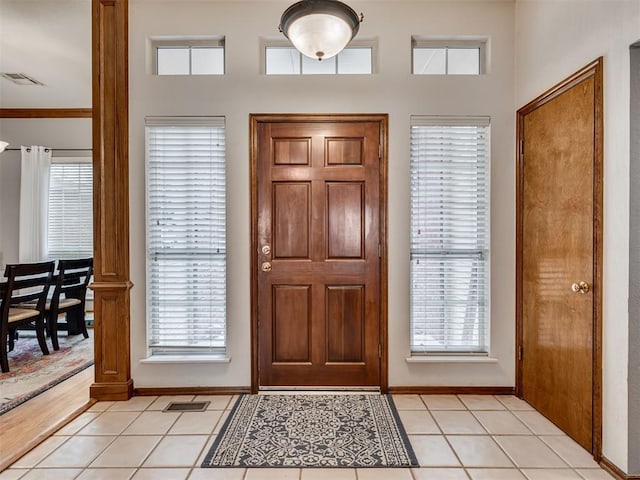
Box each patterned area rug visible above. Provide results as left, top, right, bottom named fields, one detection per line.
left=0, top=330, right=93, bottom=415
left=202, top=394, right=418, bottom=468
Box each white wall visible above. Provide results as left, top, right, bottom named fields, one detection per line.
left=0, top=118, right=92, bottom=266
left=515, top=0, right=640, bottom=471
left=129, top=0, right=516, bottom=388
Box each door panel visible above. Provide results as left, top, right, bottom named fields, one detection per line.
left=517, top=60, right=602, bottom=454
left=273, top=183, right=310, bottom=259
left=273, top=285, right=311, bottom=363
left=326, top=286, right=364, bottom=363
left=254, top=118, right=382, bottom=387
left=327, top=182, right=364, bottom=259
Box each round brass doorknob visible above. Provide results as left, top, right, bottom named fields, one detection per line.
left=571, top=281, right=590, bottom=294
left=261, top=262, right=272, bottom=272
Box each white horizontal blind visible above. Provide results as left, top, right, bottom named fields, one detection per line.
left=146, top=117, right=226, bottom=353
left=47, top=160, right=93, bottom=259
left=410, top=116, right=490, bottom=353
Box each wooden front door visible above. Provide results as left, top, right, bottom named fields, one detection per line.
left=251, top=114, right=387, bottom=389
left=517, top=59, right=603, bottom=455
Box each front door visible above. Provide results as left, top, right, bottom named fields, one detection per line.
left=517, top=59, right=603, bottom=454
left=251, top=114, right=386, bottom=388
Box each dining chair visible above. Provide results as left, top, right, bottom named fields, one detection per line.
left=46, top=258, right=93, bottom=351
left=0, top=261, right=55, bottom=373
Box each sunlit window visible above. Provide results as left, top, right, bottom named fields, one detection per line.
left=412, top=38, right=486, bottom=75
left=153, top=38, right=225, bottom=75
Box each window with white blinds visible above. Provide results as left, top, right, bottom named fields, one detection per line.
left=410, top=116, right=490, bottom=354
left=47, top=159, right=93, bottom=259
left=145, top=117, right=226, bottom=354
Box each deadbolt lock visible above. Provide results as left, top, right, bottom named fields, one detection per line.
left=261, top=245, right=271, bottom=255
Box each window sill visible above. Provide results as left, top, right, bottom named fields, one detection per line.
left=140, top=355, right=231, bottom=364
left=405, top=355, right=498, bottom=364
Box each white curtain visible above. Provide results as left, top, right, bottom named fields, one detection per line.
left=19, top=146, right=52, bottom=262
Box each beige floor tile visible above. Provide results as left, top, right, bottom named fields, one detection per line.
left=496, top=396, right=535, bottom=411
left=87, top=402, right=115, bottom=412
left=122, top=411, right=181, bottom=435
left=472, top=411, right=532, bottom=434
left=398, top=410, right=440, bottom=434
left=539, top=436, right=600, bottom=468
left=107, top=396, right=158, bottom=412
left=143, top=435, right=208, bottom=467
left=147, top=396, right=196, bottom=411
left=467, top=469, right=527, bottom=480
left=18, top=469, right=83, bottom=480
left=188, top=469, right=247, bottom=480
left=512, top=411, right=565, bottom=435
left=356, top=468, right=413, bottom=480
left=56, top=413, right=102, bottom=436
left=244, top=468, right=300, bottom=479
left=194, top=395, right=234, bottom=410
left=196, top=435, right=217, bottom=465
left=575, top=469, right=615, bottom=479
left=391, top=394, right=426, bottom=410
left=494, top=436, right=567, bottom=468
left=75, top=468, right=136, bottom=480
left=300, top=468, right=356, bottom=479
left=90, top=435, right=161, bottom=468
left=131, top=468, right=191, bottom=480
left=408, top=435, right=460, bottom=467
left=412, top=468, right=469, bottom=479
left=521, top=469, right=582, bottom=480
left=38, top=436, right=116, bottom=468
left=458, top=395, right=505, bottom=411
left=0, top=470, right=28, bottom=480
left=213, top=411, right=231, bottom=434
left=432, top=411, right=487, bottom=434
left=78, top=411, right=141, bottom=436
left=447, top=435, right=513, bottom=467
left=11, top=435, right=70, bottom=468
left=421, top=395, right=467, bottom=410
left=168, top=411, right=223, bottom=435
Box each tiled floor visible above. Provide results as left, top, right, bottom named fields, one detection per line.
left=0, top=394, right=615, bottom=480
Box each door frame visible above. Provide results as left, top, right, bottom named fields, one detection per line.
left=249, top=113, right=389, bottom=394
left=515, top=58, right=603, bottom=459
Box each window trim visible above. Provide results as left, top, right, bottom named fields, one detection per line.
left=411, top=37, right=488, bottom=75
left=151, top=37, right=225, bottom=75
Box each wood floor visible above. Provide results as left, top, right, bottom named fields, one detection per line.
left=0, top=366, right=94, bottom=471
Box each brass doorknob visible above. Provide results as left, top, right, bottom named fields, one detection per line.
left=261, top=262, right=272, bottom=272
left=261, top=245, right=271, bottom=255
left=571, top=281, right=590, bottom=294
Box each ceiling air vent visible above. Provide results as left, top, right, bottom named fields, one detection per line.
left=0, top=73, right=44, bottom=86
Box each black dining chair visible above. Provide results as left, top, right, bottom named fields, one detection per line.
left=45, top=258, right=93, bottom=351
left=0, top=261, right=55, bottom=373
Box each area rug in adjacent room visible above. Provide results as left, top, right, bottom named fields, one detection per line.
left=0, top=330, right=93, bottom=415
left=202, top=394, right=418, bottom=468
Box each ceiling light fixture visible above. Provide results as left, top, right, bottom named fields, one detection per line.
left=279, top=0, right=363, bottom=61
left=0, top=141, right=8, bottom=153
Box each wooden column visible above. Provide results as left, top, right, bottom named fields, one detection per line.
left=90, top=0, right=133, bottom=400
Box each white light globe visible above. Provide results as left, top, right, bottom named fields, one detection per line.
left=287, top=13, right=352, bottom=60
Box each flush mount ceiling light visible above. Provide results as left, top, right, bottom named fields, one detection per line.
left=279, top=0, right=363, bottom=61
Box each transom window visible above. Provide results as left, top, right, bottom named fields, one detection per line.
left=410, top=116, right=490, bottom=354
left=265, top=45, right=373, bottom=75
left=145, top=117, right=227, bottom=355
left=153, top=38, right=225, bottom=75
left=412, top=38, right=486, bottom=75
